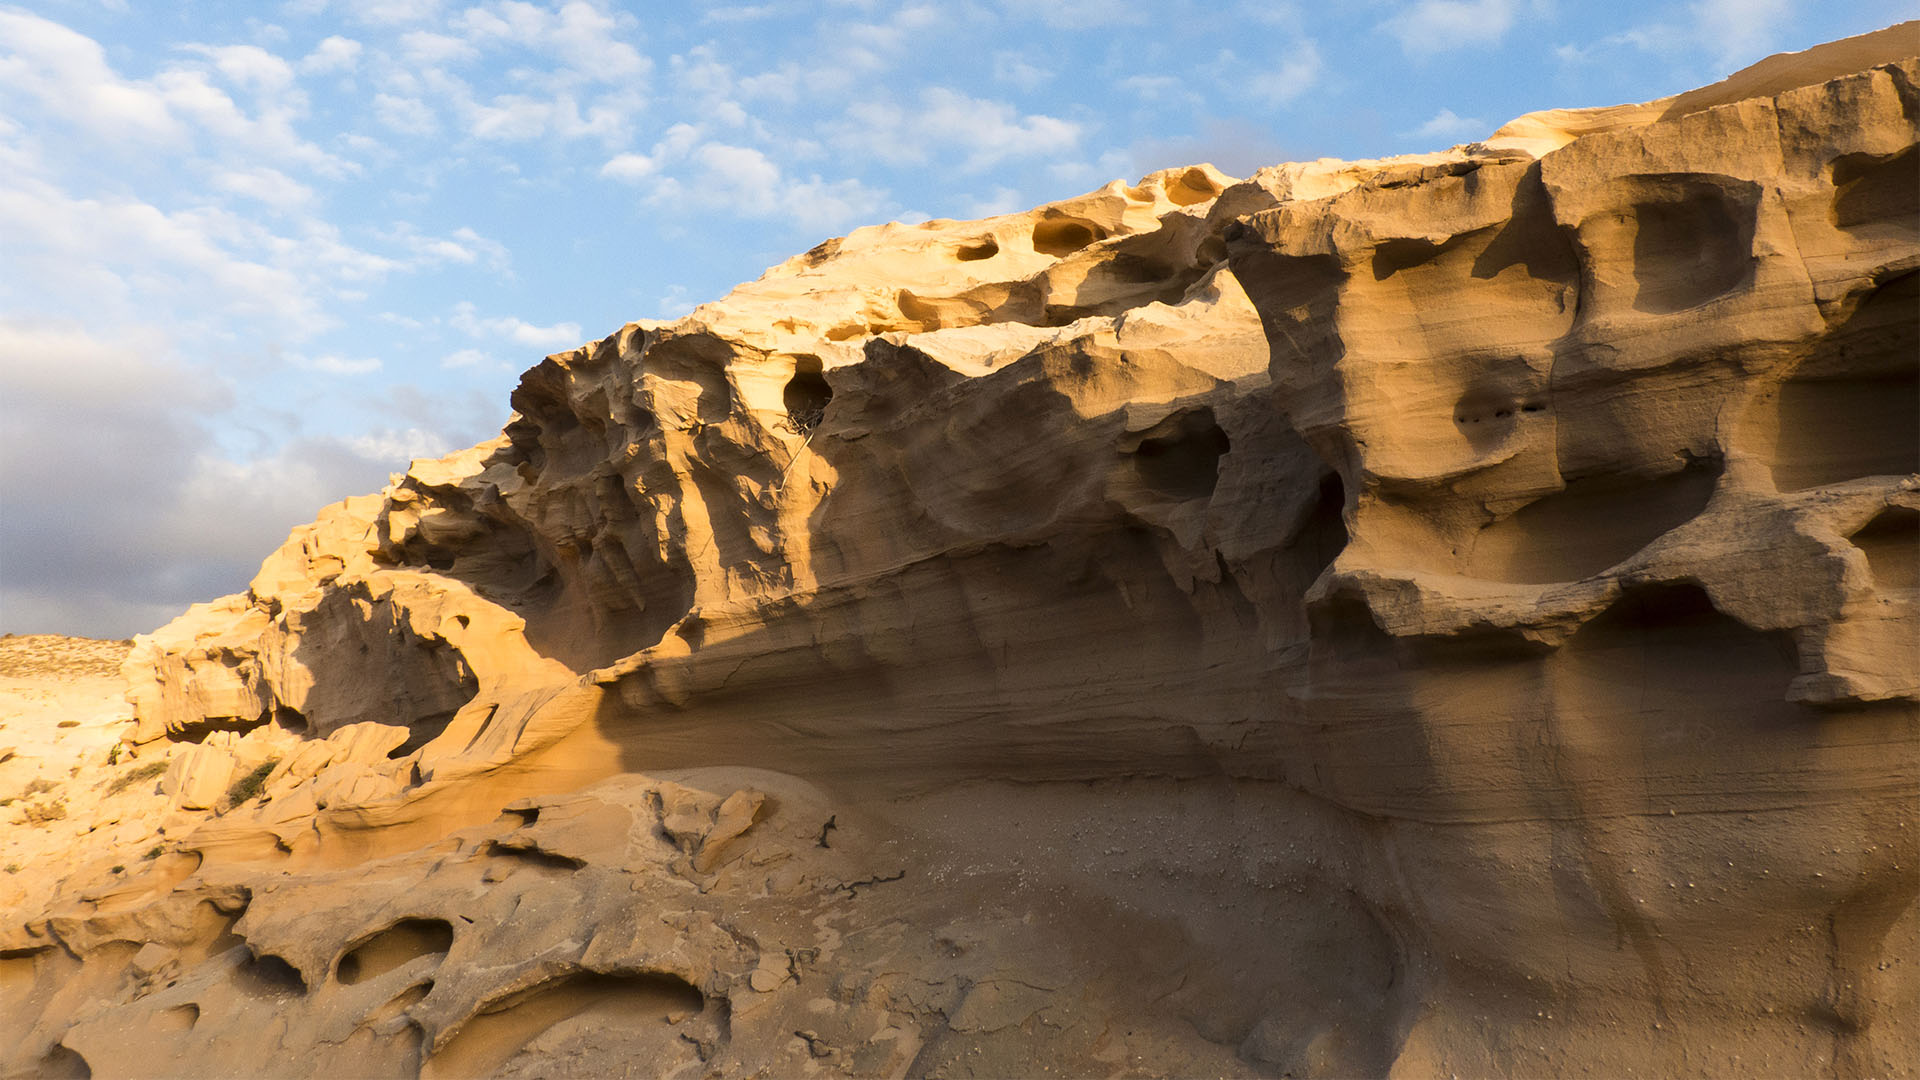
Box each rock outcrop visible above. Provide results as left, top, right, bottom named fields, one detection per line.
left=3, top=26, right=1916, bottom=1079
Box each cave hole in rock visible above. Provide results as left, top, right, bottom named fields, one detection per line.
left=485, top=839, right=586, bottom=873
left=1832, top=146, right=1919, bottom=232
left=38, top=1045, right=89, bottom=1080
left=369, top=980, right=435, bottom=1026
left=1131, top=408, right=1232, bottom=500
left=1465, top=457, right=1720, bottom=584
left=783, top=357, right=832, bottom=436
left=0, top=948, right=41, bottom=996
left=1580, top=581, right=1725, bottom=636
left=1625, top=176, right=1759, bottom=314
left=177, top=703, right=271, bottom=743
left=955, top=237, right=999, bottom=261
left=284, top=590, right=479, bottom=746
left=158, top=1003, right=199, bottom=1033
left=1851, top=507, right=1919, bottom=590
left=272, top=706, right=308, bottom=735
left=1371, top=234, right=1460, bottom=281
left=420, top=971, right=706, bottom=1080
left=1032, top=215, right=1108, bottom=257
left=1293, top=470, right=1350, bottom=580
left=336, top=919, right=454, bottom=986
left=1103, top=252, right=1180, bottom=285
left=896, top=288, right=955, bottom=332
left=1307, top=592, right=1397, bottom=667
left=235, top=950, right=308, bottom=997
left=1166, top=166, right=1222, bottom=206
left=390, top=714, right=456, bottom=758
left=1452, top=383, right=1539, bottom=454
left=1748, top=269, right=1917, bottom=491
left=1762, top=370, right=1919, bottom=491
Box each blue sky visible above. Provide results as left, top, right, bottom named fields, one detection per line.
left=1, top=0, right=1913, bottom=637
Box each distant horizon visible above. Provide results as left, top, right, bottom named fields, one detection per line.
left=2, top=1, right=1913, bottom=638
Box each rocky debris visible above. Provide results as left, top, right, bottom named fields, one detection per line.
left=3, top=24, right=1918, bottom=1080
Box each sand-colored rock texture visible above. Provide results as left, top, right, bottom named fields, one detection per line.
left=4, top=26, right=1917, bottom=1079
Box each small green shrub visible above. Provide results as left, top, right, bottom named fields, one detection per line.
left=107, top=759, right=169, bottom=795
left=225, top=759, right=279, bottom=806
left=110, top=865, right=125, bottom=874
left=22, top=798, right=66, bottom=824
left=144, top=845, right=164, bottom=860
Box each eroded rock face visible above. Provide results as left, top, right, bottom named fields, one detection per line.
left=2, top=27, right=1916, bottom=1080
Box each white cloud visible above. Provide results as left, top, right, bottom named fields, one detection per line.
left=653, top=122, right=702, bottom=158
left=1553, top=0, right=1786, bottom=79
left=962, top=186, right=1025, bottom=217
left=0, top=319, right=252, bottom=637
left=655, top=285, right=694, bottom=319
left=298, top=35, right=362, bottom=74
left=1044, top=148, right=1134, bottom=189
left=1406, top=107, right=1487, bottom=143
left=1691, top=0, right=1792, bottom=70
left=0, top=12, right=185, bottom=145
left=463, top=89, right=640, bottom=143
left=1244, top=41, right=1322, bottom=106
left=294, top=352, right=382, bottom=374
left=1120, top=74, right=1183, bottom=101
left=384, top=223, right=510, bottom=272
left=187, top=43, right=298, bottom=94
left=336, top=0, right=446, bottom=26
left=704, top=4, right=780, bottom=23
left=604, top=124, right=890, bottom=231
left=841, top=88, right=1080, bottom=172
left=450, top=301, right=582, bottom=350
left=448, top=1, right=649, bottom=82
left=467, top=95, right=553, bottom=139
left=214, top=166, right=315, bottom=208
left=1002, top=0, right=1142, bottom=28
left=397, top=30, right=478, bottom=66
left=1381, top=0, right=1518, bottom=56
left=992, top=51, right=1052, bottom=90
left=829, top=4, right=945, bottom=71
left=601, top=151, right=656, bottom=180
left=0, top=12, right=351, bottom=176
left=341, top=428, right=448, bottom=461
left=0, top=172, right=331, bottom=332
left=373, top=92, right=437, bottom=134
left=646, top=141, right=892, bottom=231
left=440, top=347, right=490, bottom=368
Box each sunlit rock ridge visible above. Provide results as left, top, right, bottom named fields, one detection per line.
left=3, top=24, right=1916, bottom=1079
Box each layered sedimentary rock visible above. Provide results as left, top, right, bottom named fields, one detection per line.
left=3, top=27, right=1916, bottom=1079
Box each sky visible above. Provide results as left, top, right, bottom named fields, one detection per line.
left=1, top=0, right=1913, bottom=638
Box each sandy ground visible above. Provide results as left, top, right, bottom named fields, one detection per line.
left=0, top=635, right=166, bottom=889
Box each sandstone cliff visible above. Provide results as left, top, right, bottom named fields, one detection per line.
left=3, top=25, right=1916, bottom=1079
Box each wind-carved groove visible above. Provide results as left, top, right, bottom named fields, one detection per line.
left=336, top=919, right=454, bottom=986
left=1625, top=175, right=1760, bottom=313
left=420, top=971, right=707, bottom=1080
left=485, top=839, right=586, bottom=872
